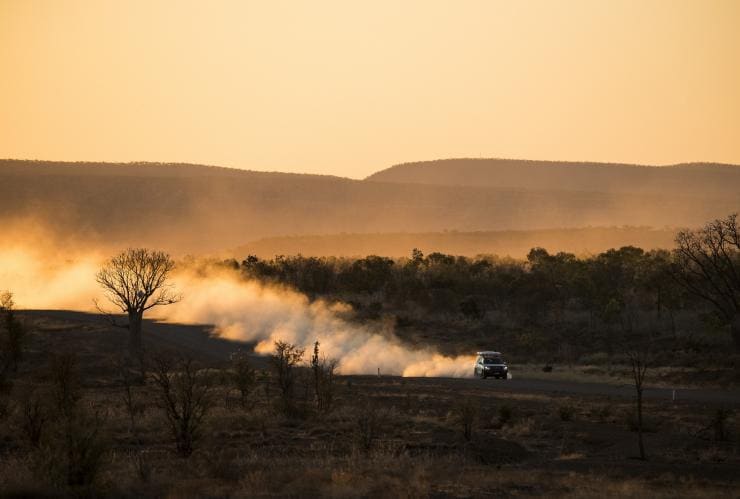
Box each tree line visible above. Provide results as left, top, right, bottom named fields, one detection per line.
left=223, top=214, right=740, bottom=361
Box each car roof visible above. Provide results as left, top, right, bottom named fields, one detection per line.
left=477, top=351, right=502, bottom=356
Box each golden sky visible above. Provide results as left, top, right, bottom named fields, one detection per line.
left=1, top=0, right=738, bottom=178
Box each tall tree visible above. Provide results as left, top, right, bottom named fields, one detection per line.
left=673, top=214, right=740, bottom=352
left=96, top=248, right=180, bottom=358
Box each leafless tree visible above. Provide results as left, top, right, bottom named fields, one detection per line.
left=21, top=390, right=49, bottom=448
left=230, top=349, right=257, bottom=408
left=673, top=214, right=740, bottom=352
left=270, top=341, right=305, bottom=416
left=150, top=353, right=214, bottom=457
left=48, top=352, right=81, bottom=418
left=310, top=341, right=338, bottom=413
left=1, top=291, right=25, bottom=374
left=453, top=397, right=479, bottom=442
left=628, top=349, right=649, bottom=460
left=96, top=248, right=180, bottom=358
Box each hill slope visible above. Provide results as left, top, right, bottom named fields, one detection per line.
left=231, top=227, right=679, bottom=259
left=1, top=159, right=737, bottom=254
left=366, top=158, right=740, bottom=197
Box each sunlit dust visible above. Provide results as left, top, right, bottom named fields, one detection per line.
left=0, top=245, right=474, bottom=377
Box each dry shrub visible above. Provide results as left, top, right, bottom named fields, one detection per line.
left=34, top=407, right=109, bottom=491
left=150, top=352, right=215, bottom=457
left=48, top=352, right=81, bottom=418
left=355, top=401, right=380, bottom=452
left=311, top=341, right=338, bottom=414
left=452, top=397, right=479, bottom=442
left=230, top=349, right=257, bottom=409
left=498, top=403, right=513, bottom=426
left=270, top=341, right=305, bottom=417
left=0, top=291, right=25, bottom=374
left=21, top=389, right=50, bottom=448
left=558, top=404, right=576, bottom=422
left=712, top=408, right=732, bottom=442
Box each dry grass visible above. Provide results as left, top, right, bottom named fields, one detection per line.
left=0, top=314, right=738, bottom=497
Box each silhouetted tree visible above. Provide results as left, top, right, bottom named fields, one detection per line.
left=150, top=353, right=214, bottom=457
left=310, top=341, right=337, bottom=413
left=673, top=214, right=740, bottom=352
left=230, top=349, right=257, bottom=408
left=270, top=341, right=305, bottom=416
left=628, top=349, right=649, bottom=460
left=96, top=248, right=180, bottom=358
left=0, top=291, right=25, bottom=373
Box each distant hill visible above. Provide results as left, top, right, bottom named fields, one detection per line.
left=1, top=159, right=737, bottom=254
left=230, top=227, right=679, bottom=259
left=366, top=158, right=740, bottom=197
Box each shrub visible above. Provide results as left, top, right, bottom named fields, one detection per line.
left=35, top=407, right=108, bottom=490
left=270, top=341, right=305, bottom=417
left=48, top=353, right=81, bottom=418
left=230, top=349, right=257, bottom=408
left=558, top=405, right=576, bottom=422
left=310, top=341, right=338, bottom=414
left=21, top=390, right=50, bottom=448
left=453, top=397, right=479, bottom=441
left=0, top=291, right=25, bottom=373
left=150, top=353, right=215, bottom=457
left=498, top=404, right=513, bottom=426
left=712, top=408, right=732, bottom=442
left=355, top=402, right=380, bottom=452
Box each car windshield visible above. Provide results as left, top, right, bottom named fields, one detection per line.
left=483, top=357, right=504, bottom=364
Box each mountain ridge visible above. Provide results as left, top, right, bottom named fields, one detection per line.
left=1, top=158, right=737, bottom=254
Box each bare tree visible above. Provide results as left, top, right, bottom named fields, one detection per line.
left=96, top=248, right=180, bottom=358
left=270, top=341, right=305, bottom=416
left=230, top=349, right=257, bottom=408
left=673, top=214, right=740, bottom=352
left=1, top=291, right=25, bottom=373
left=310, top=341, right=338, bottom=413
left=452, top=397, right=479, bottom=442
left=150, top=353, right=214, bottom=457
left=628, top=350, right=649, bottom=460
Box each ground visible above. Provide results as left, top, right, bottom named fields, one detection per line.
left=0, top=310, right=738, bottom=497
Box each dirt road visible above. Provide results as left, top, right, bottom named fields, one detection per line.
left=23, top=309, right=740, bottom=406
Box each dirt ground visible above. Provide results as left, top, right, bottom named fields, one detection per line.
left=0, top=311, right=738, bottom=497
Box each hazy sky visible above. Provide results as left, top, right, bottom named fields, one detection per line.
left=1, top=0, right=738, bottom=178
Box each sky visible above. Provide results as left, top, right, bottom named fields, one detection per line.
left=1, top=0, right=738, bottom=179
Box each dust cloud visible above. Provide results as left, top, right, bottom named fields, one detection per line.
left=0, top=244, right=474, bottom=377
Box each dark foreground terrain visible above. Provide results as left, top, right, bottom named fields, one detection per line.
left=1, top=311, right=738, bottom=497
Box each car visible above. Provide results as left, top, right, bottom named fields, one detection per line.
left=474, top=351, right=508, bottom=379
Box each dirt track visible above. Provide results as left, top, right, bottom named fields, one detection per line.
left=23, top=309, right=740, bottom=407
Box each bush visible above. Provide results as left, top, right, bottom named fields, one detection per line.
left=712, top=408, right=732, bottom=442
left=558, top=405, right=576, bottom=422
left=35, top=407, right=108, bottom=490
left=0, top=291, right=25, bottom=373
left=230, top=349, right=257, bottom=408
left=452, top=397, right=479, bottom=441
left=150, top=353, right=215, bottom=457
left=355, top=401, right=380, bottom=452
left=270, top=341, right=305, bottom=417
left=310, top=341, right=337, bottom=414
left=498, top=404, right=513, bottom=426
left=48, top=353, right=81, bottom=418
left=21, top=390, right=50, bottom=448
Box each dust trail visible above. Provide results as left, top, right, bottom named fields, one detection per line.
left=0, top=247, right=475, bottom=377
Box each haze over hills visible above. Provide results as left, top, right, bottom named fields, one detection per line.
left=1, top=159, right=738, bottom=255
left=367, top=158, right=740, bottom=197
left=232, top=227, right=680, bottom=259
